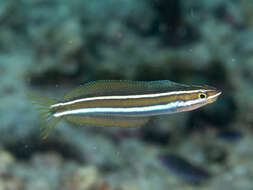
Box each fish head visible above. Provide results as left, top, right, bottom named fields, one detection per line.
left=196, top=85, right=222, bottom=104
left=176, top=85, right=222, bottom=112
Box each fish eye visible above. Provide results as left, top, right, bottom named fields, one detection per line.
left=198, top=93, right=207, bottom=99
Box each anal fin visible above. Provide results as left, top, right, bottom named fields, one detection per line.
left=65, top=115, right=149, bottom=128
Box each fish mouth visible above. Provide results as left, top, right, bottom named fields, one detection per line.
left=207, top=90, right=222, bottom=103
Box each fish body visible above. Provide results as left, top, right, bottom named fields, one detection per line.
left=29, top=80, right=221, bottom=139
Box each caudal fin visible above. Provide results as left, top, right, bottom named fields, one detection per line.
left=28, top=94, right=62, bottom=139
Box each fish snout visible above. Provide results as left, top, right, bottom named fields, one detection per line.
left=207, top=90, right=222, bottom=103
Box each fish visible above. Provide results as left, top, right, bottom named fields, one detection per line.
left=29, top=80, right=222, bottom=139
left=158, top=153, right=212, bottom=183
left=217, top=129, right=242, bottom=142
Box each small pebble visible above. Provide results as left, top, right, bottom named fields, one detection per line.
left=0, top=151, right=15, bottom=175
left=71, top=165, right=99, bottom=190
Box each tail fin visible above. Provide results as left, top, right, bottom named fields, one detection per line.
left=28, top=94, right=62, bottom=140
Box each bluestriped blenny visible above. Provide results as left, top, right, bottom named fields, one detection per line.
left=29, top=80, right=221, bottom=139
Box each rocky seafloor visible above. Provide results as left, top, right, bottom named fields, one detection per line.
left=0, top=0, right=253, bottom=189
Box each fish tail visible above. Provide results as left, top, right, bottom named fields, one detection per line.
left=28, top=93, right=62, bottom=139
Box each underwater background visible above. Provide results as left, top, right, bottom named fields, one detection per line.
left=0, top=0, right=253, bottom=189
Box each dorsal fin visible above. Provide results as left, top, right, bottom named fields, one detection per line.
left=63, top=80, right=188, bottom=101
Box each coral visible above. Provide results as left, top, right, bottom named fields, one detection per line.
left=0, top=177, right=24, bottom=190
left=95, top=183, right=121, bottom=190
left=0, top=0, right=253, bottom=189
